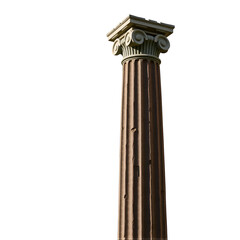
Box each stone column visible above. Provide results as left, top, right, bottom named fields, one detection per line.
left=107, top=15, right=174, bottom=240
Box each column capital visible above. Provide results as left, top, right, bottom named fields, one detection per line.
left=107, top=15, right=175, bottom=63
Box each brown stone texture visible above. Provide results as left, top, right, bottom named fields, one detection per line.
left=118, top=58, right=167, bottom=240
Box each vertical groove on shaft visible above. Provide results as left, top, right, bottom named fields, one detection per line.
left=155, top=61, right=163, bottom=237
left=125, top=61, right=130, bottom=238
left=127, top=60, right=134, bottom=238
left=156, top=63, right=167, bottom=238
left=118, top=59, right=167, bottom=240
left=132, top=60, right=139, bottom=238
left=147, top=60, right=152, bottom=239
left=150, top=60, right=163, bottom=239
left=118, top=62, right=125, bottom=238
left=120, top=61, right=129, bottom=238
left=137, top=60, right=142, bottom=239
left=141, top=59, right=151, bottom=239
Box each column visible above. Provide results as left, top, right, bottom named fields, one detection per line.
left=107, top=15, right=174, bottom=240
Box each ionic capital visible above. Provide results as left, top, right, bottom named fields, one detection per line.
left=107, top=15, right=174, bottom=63
left=112, top=28, right=171, bottom=62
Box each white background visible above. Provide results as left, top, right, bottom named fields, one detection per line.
left=0, top=0, right=240, bottom=239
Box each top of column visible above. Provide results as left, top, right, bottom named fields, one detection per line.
left=107, top=15, right=175, bottom=63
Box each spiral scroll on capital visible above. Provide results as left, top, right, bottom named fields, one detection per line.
left=112, top=39, right=122, bottom=55
left=125, top=29, right=148, bottom=47
left=154, top=35, right=170, bottom=53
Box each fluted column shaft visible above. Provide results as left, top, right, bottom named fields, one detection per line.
left=118, top=58, right=167, bottom=240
